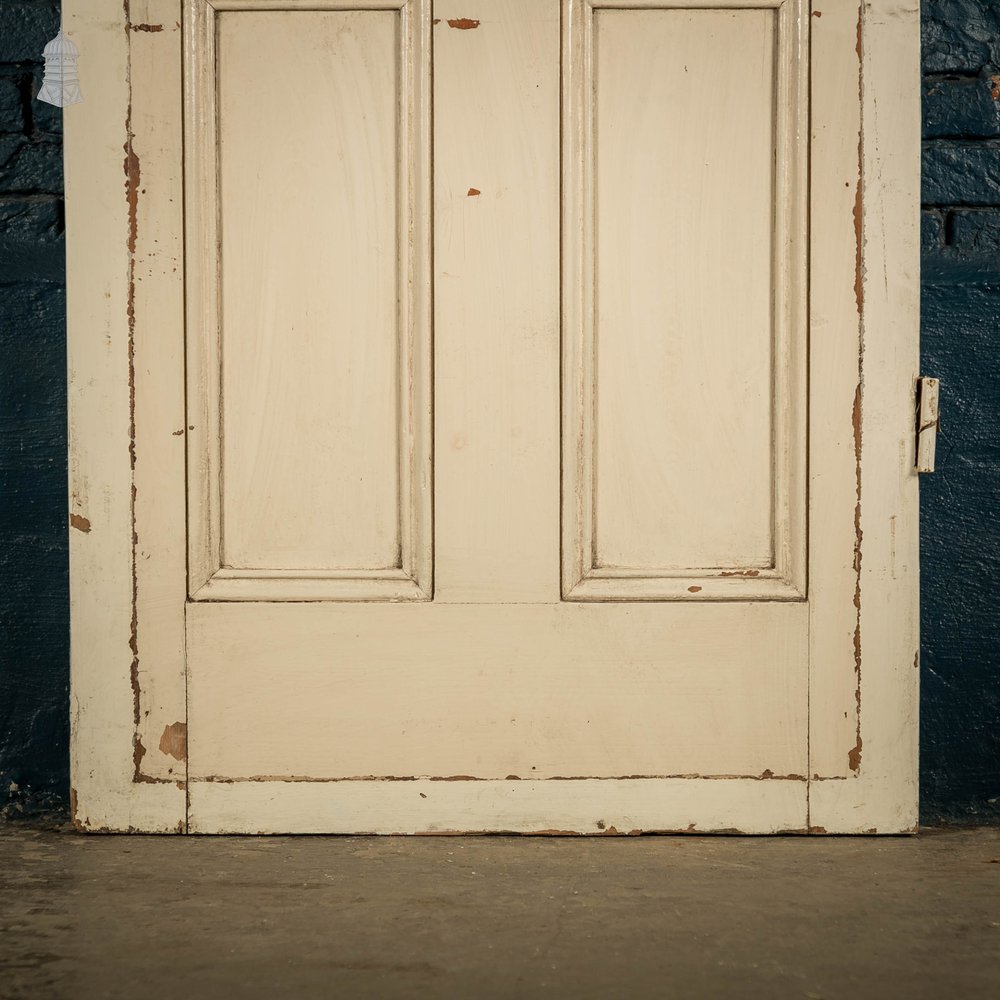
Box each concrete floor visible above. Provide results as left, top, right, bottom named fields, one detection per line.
left=1, top=828, right=998, bottom=999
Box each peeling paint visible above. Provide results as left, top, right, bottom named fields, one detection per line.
left=848, top=737, right=863, bottom=773
left=990, top=75, right=1000, bottom=104
left=193, top=771, right=806, bottom=783
left=130, top=23, right=163, bottom=32
left=132, top=735, right=157, bottom=784
left=718, top=569, right=760, bottom=577
left=124, top=2, right=143, bottom=752
left=414, top=827, right=669, bottom=837
left=158, top=721, right=187, bottom=761
left=851, top=0, right=866, bottom=785
left=854, top=8, right=864, bottom=315
left=447, top=18, right=480, bottom=29
left=70, top=513, right=91, bottom=533
left=124, top=147, right=140, bottom=258
left=851, top=382, right=863, bottom=772
left=854, top=185, right=864, bottom=312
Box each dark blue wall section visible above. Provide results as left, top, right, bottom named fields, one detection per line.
left=0, top=0, right=66, bottom=820
left=921, top=0, right=1000, bottom=824
left=0, top=0, right=998, bottom=823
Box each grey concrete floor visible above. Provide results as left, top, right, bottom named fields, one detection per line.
left=1, top=828, right=998, bottom=999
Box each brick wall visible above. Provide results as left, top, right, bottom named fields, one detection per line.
left=0, top=0, right=67, bottom=820
left=921, top=0, right=1000, bottom=823
left=0, top=1, right=997, bottom=823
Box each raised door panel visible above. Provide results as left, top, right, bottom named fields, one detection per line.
left=562, top=0, right=807, bottom=601
left=187, top=601, right=808, bottom=781
left=184, top=0, right=432, bottom=601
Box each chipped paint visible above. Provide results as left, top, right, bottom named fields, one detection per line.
left=990, top=75, right=1000, bottom=103
left=131, top=23, right=163, bottom=32
left=158, top=722, right=188, bottom=761
left=70, top=513, right=91, bottom=533
left=191, top=771, right=806, bottom=783
left=132, top=735, right=157, bottom=784
left=718, top=569, right=760, bottom=577
left=467, top=187, right=481, bottom=196
left=124, top=149, right=140, bottom=258
left=124, top=2, right=144, bottom=767
left=854, top=8, right=864, bottom=315
left=687, top=585, right=702, bottom=593
left=447, top=18, right=480, bottom=29
left=851, top=382, right=863, bottom=773
left=849, top=3, right=866, bottom=776
left=848, top=736, right=863, bottom=772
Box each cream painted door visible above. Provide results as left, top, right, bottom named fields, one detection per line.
left=67, top=0, right=921, bottom=834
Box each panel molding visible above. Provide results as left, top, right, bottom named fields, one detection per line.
left=183, top=0, right=432, bottom=602
left=561, top=0, right=808, bottom=602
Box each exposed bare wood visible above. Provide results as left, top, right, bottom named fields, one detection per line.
left=916, top=377, right=940, bottom=474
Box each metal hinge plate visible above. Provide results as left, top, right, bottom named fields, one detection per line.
left=916, top=377, right=940, bottom=473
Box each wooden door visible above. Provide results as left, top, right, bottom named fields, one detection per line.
left=66, top=0, right=921, bottom=834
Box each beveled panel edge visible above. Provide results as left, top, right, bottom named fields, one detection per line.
left=183, top=0, right=433, bottom=601
left=560, top=0, right=808, bottom=602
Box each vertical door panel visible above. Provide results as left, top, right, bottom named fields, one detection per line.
left=562, top=0, right=808, bottom=601
left=219, top=11, right=399, bottom=572
left=185, top=1, right=432, bottom=601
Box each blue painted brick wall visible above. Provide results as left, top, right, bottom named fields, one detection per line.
left=921, top=0, right=1000, bottom=823
left=0, top=0, right=66, bottom=820
left=0, top=1, right=998, bottom=823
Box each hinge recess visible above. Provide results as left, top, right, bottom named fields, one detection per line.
left=916, top=377, right=940, bottom=473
